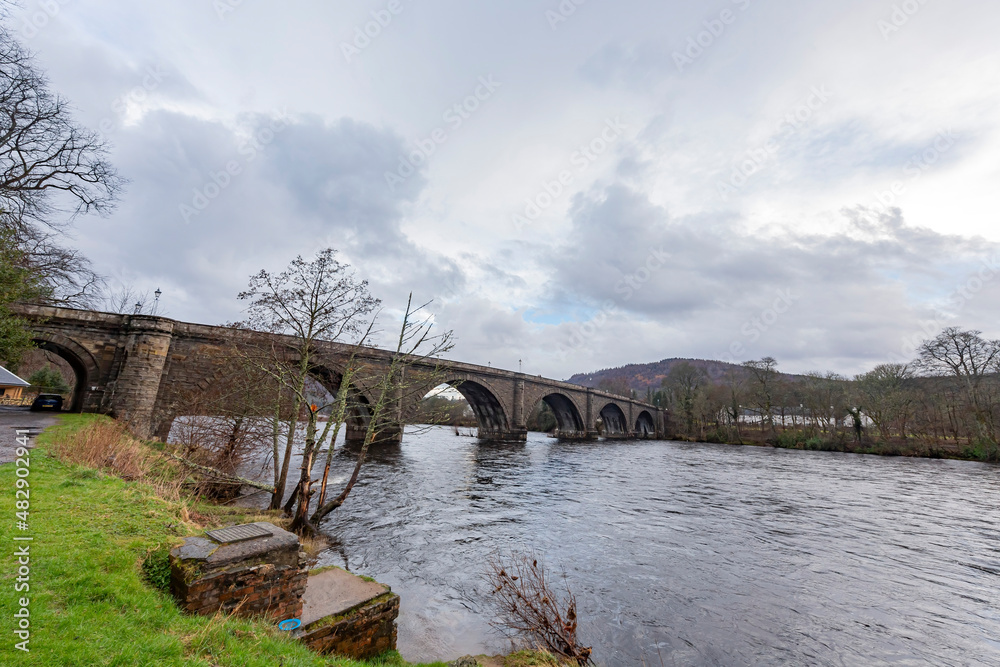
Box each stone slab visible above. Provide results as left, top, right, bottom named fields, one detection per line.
left=171, top=522, right=301, bottom=577
left=300, top=567, right=389, bottom=627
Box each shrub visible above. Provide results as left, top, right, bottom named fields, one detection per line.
left=484, top=552, right=592, bottom=665
left=804, top=436, right=825, bottom=450
left=775, top=431, right=806, bottom=449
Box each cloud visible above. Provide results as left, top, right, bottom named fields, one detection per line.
left=73, top=109, right=461, bottom=331
left=10, top=0, right=1000, bottom=380
left=539, top=181, right=1000, bottom=375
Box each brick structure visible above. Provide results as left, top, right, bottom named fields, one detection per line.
left=297, top=566, right=400, bottom=659
left=17, top=304, right=666, bottom=441
left=170, top=524, right=400, bottom=660
left=300, top=592, right=400, bottom=659
left=169, top=522, right=307, bottom=621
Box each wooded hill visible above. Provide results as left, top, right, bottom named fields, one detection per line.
left=566, top=358, right=803, bottom=393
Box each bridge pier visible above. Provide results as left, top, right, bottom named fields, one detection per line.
left=109, top=316, right=175, bottom=439
left=344, top=422, right=404, bottom=447
left=479, top=426, right=527, bottom=443
left=550, top=430, right=597, bottom=441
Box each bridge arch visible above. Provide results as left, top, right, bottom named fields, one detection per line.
left=635, top=410, right=655, bottom=438
left=308, top=364, right=376, bottom=432
left=534, top=393, right=585, bottom=436
left=31, top=333, right=101, bottom=412
left=448, top=378, right=510, bottom=438
left=599, top=402, right=628, bottom=437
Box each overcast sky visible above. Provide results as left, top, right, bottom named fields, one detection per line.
left=13, top=0, right=1000, bottom=379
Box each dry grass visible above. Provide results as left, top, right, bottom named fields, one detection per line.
left=44, top=417, right=185, bottom=500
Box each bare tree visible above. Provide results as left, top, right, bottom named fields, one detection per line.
left=301, top=293, right=454, bottom=534
left=0, top=29, right=124, bottom=233
left=0, top=26, right=123, bottom=361
left=101, top=281, right=161, bottom=315
left=0, top=28, right=123, bottom=303
left=722, top=366, right=746, bottom=443
left=916, top=328, right=1000, bottom=451
left=743, top=357, right=779, bottom=436
left=238, top=248, right=380, bottom=510
left=854, top=364, right=914, bottom=442
left=663, top=362, right=707, bottom=438
left=168, top=341, right=289, bottom=498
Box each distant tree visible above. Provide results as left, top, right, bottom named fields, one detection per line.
left=527, top=400, right=557, bottom=433
left=663, top=361, right=707, bottom=436
left=27, top=365, right=69, bottom=393
left=743, top=357, right=779, bottom=436
left=915, top=328, right=1000, bottom=449
left=597, top=376, right=631, bottom=398
left=854, top=364, right=914, bottom=442
left=801, top=372, right=849, bottom=435
left=102, top=281, right=162, bottom=315
left=722, top=367, right=746, bottom=443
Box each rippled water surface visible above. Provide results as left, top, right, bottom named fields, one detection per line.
left=303, top=428, right=1000, bottom=665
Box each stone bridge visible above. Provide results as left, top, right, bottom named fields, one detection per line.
left=18, top=305, right=666, bottom=443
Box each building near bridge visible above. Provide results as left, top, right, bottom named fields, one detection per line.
left=0, top=365, right=29, bottom=402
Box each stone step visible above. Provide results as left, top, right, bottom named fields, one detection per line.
left=300, top=567, right=389, bottom=627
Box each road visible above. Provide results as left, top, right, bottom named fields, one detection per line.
left=0, top=407, right=58, bottom=464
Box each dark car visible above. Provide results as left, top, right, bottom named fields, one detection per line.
left=30, top=394, right=64, bottom=412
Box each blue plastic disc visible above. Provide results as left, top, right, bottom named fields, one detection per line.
left=278, top=618, right=301, bottom=632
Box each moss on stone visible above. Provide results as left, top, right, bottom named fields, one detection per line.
left=305, top=592, right=398, bottom=630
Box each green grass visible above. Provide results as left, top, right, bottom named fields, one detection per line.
left=0, top=415, right=446, bottom=667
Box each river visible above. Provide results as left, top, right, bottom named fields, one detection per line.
left=270, top=426, right=998, bottom=665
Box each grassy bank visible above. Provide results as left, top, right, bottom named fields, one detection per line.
left=674, top=427, right=990, bottom=460
left=0, top=414, right=447, bottom=667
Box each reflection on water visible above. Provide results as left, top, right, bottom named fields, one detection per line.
left=268, top=426, right=1000, bottom=665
